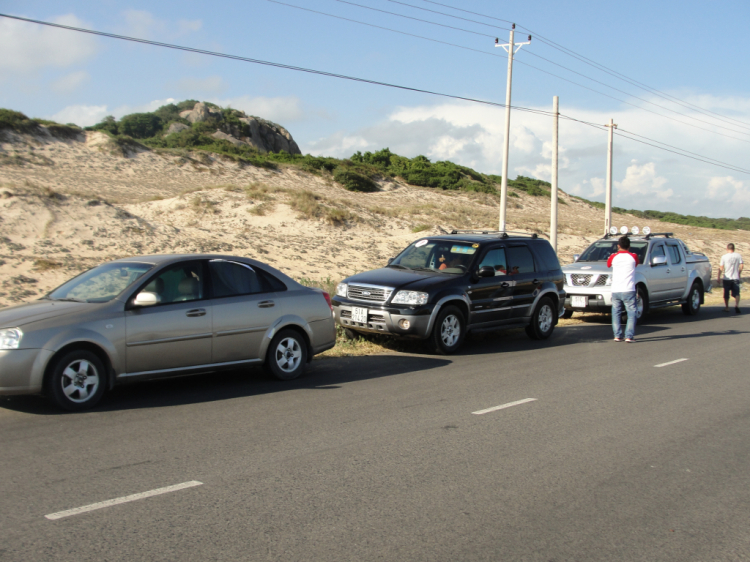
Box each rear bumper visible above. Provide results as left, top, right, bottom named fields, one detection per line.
left=332, top=298, right=435, bottom=339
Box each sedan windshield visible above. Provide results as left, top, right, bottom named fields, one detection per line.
left=47, top=262, right=154, bottom=303
left=391, top=240, right=478, bottom=273
left=578, top=240, right=648, bottom=263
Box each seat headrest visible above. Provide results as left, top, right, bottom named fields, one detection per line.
left=178, top=277, right=199, bottom=295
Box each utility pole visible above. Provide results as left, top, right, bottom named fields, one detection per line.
left=604, top=119, right=617, bottom=236
left=550, top=96, right=559, bottom=252
left=495, top=25, right=531, bottom=232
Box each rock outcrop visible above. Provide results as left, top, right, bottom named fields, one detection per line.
left=174, top=102, right=301, bottom=155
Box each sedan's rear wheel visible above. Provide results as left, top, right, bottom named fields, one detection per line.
left=48, top=350, right=106, bottom=411
left=267, top=329, right=308, bottom=380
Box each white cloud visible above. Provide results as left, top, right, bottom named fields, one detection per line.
left=177, top=19, right=202, bottom=34
left=590, top=178, right=605, bottom=197
left=119, top=10, right=202, bottom=39
left=0, top=14, right=98, bottom=73
left=50, top=104, right=109, bottom=127
left=171, top=76, right=228, bottom=95
left=707, top=176, right=750, bottom=205
left=615, top=160, right=671, bottom=200
left=51, top=70, right=90, bottom=94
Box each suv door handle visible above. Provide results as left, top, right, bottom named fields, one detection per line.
left=258, top=300, right=275, bottom=308
left=186, top=308, right=206, bottom=317
left=500, top=282, right=510, bottom=288
left=532, top=279, right=540, bottom=284
left=666, top=269, right=671, bottom=274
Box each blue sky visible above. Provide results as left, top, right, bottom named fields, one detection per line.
left=2, top=0, right=750, bottom=218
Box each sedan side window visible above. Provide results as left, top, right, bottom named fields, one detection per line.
left=142, top=261, right=205, bottom=304
left=209, top=260, right=267, bottom=298
left=506, top=246, right=535, bottom=275
left=478, top=248, right=508, bottom=275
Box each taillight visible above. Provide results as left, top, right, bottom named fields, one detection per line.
left=322, top=291, right=333, bottom=311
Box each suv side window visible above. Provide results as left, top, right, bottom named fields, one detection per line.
left=532, top=241, right=561, bottom=271
left=506, top=246, right=535, bottom=275
left=651, top=244, right=666, bottom=265
left=666, top=244, right=682, bottom=264
left=478, top=248, right=508, bottom=275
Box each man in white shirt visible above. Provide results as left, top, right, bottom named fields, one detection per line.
left=718, top=243, right=743, bottom=313
left=607, top=236, right=640, bottom=342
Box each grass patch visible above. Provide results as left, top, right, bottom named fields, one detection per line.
left=190, top=195, right=219, bottom=214
left=33, top=258, right=62, bottom=271
left=248, top=202, right=274, bottom=216
left=411, top=224, right=431, bottom=233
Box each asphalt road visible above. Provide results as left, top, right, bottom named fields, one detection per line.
left=1, top=304, right=749, bottom=561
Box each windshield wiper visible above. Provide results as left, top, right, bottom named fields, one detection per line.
left=388, top=264, right=411, bottom=270
left=412, top=267, right=437, bottom=272
left=54, top=297, right=88, bottom=303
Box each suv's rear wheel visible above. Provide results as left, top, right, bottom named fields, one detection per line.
left=48, top=350, right=106, bottom=411
left=682, top=282, right=701, bottom=315
left=525, top=297, right=556, bottom=340
left=431, top=305, right=465, bottom=355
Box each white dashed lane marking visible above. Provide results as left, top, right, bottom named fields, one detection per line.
left=654, top=358, right=689, bottom=368
left=472, top=398, right=537, bottom=415
left=45, top=481, right=203, bottom=520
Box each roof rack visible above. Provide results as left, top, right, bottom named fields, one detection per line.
left=644, top=232, right=673, bottom=239
left=449, top=229, right=540, bottom=239
left=603, top=231, right=673, bottom=240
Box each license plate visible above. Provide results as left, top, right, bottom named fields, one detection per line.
left=571, top=296, right=588, bottom=308
left=351, top=307, right=368, bottom=323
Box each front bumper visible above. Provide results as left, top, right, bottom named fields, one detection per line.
left=0, top=348, right=50, bottom=396
left=563, top=285, right=613, bottom=312
left=332, top=298, right=436, bottom=339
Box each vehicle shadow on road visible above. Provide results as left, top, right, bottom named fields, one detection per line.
left=0, top=354, right=452, bottom=415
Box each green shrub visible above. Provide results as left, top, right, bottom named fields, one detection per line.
left=0, top=109, right=40, bottom=133
left=119, top=113, right=164, bottom=139
left=333, top=167, right=379, bottom=192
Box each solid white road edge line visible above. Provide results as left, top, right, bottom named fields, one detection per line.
left=472, top=398, right=537, bottom=415
left=45, top=481, right=203, bottom=520
left=654, top=358, right=689, bottom=368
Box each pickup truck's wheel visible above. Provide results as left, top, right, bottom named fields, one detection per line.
left=624, top=286, right=649, bottom=325
left=682, top=283, right=701, bottom=316
left=431, top=305, right=465, bottom=355
left=562, top=309, right=574, bottom=319
left=48, top=350, right=106, bottom=411
left=525, top=297, right=556, bottom=340
left=267, top=329, right=307, bottom=380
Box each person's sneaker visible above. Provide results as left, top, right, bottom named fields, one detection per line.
left=736, top=307, right=742, bottom=314
left=625, top=338, right=635, bottom=343
left=725, top=307, right=730, bottom=312
left=614, top=337, right=622, bottom=342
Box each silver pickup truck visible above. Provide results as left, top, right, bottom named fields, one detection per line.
left=562, top=232, right=712, bottom=322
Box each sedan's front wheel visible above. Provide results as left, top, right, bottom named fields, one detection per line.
left=48, top=350, right=106, bottom=411
left=267, top=329, right=308, bottom=380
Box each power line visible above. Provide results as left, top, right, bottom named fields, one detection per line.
left=0, top=12, right=747, bottom=178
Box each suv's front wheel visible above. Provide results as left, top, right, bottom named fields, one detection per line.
left=430, top=305, right=466, bottom=355
left=525, top=297, right=556, bottom=340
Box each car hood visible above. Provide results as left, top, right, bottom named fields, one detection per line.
left=0, top=300, right=94, bottom=328
left=562, top=262, right=611, bottom=274
left=343, top=267, right=458, bottom=292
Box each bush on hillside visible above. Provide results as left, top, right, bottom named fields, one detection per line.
left=333, top=167, right=379, bottom=192
left=118, top=113, right=164, bottom=139
left=0, top=109, right=41, bottom=134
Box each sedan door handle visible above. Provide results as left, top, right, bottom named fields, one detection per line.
left=500, top=282, right=510, bottom=288
left=186, top=308, right=206, bottom=317
left=258, top=300, right=275, bottom=308
left=532, top=279, right=540, bottom=284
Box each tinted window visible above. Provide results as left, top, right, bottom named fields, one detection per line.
left=209, top=260, right=266, bottom=297
left=667, top=245, right=682, bottom=264
left=532, top=241, right=561, bottom=271
left=478, top=248, right=508, bottom=275
left=651, top=244, right=665, bottom=257
left=506, top=246, right=535, bottom=274
left=257, top=269, right=287, bottom=292
left=142, top=261, right=204, bottom=304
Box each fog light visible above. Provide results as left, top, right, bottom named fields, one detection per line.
left=597, top=295, right=603, bottom=300
left=398, top=319, right=411, bottom=329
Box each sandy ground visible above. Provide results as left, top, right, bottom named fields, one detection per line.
left=1, top=128, right=748, bottom=309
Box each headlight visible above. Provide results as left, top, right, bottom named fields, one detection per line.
left=391, top=291, right=429, bottom=305
left=0, top=328, right=22, bottom=350
left=336, top=283, right=348, bottom=298
left=605, top=275, right=612, bottom=286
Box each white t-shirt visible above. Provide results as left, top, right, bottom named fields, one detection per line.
left=607, top=250, right=639, bottom=293
left=720, top=252, right=743, bottom=280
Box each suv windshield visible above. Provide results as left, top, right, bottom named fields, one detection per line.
left=47, top=262, right=154, bottom=303
left=392, top=240, right=478, bottom=273
left=578, top=240, right=648, bottom=263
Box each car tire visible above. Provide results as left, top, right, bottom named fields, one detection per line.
left=266, top=329, right=308, bottom=381
left=635, top=286, right=649, bottom=325
left=681, top=283, right=701, bottom=316
left=343, top=327, right=360, bottom=341
left=430, top=305, right=466, bottom=355
left=562, top=309, right=574, bottom=319
left=525, top=297, right=556, bottom=340
left=47, top=350, right=107, bottom=411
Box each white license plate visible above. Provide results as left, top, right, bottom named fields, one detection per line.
left=571, top=296, right=588, bottom=308
left=351, top=307, right=368, bottom=323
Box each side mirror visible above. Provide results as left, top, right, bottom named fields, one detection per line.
left=651, top=255, right=667, bottom=267
left=387, top=257, right=394, bottom=265
left=573, top=254, right=580, bottom=262
left=478, top=266, right=495, bottom=278
left=133, top=291, right=159, bottom=307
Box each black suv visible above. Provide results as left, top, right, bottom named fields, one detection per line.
left=332, top=231, right=565, bottom=354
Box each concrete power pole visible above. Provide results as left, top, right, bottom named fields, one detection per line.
left=495, top=26, right=531, bottom=232
left=550, top=96, right=559, bottom=252
left=604, top=118, right=617, bottom=236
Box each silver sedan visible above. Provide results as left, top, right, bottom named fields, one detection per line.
left=0, top=255, right=336, bottom=410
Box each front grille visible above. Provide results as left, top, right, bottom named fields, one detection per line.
left=347, top=284, right=393, bottom=303
left=593, top=274, right=609, bottom=286
left=571, top=274, right=593, bottom=286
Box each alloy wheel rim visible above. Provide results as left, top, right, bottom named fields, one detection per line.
left=636, top=294, right=644, bottom=318
left=441, top=315, right=460, bottom=347
left=539, top=305, right=553, bottom=333
left=275, top=337, right=302, bottom=373
left=691, top=289, right=700, bottom=309
left=61, top=359, right=100, bottom=403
